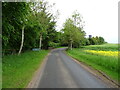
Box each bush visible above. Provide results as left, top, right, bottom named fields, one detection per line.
left=49, top=42, right=60, bottom=48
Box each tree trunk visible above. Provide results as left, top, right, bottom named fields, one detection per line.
left=39, top=34, right=42, bottom=49
left=18, top=26, right=25, bottom=55
left=70, top=41, right=72, bottom=50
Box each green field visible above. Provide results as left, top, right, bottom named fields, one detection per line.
left=66, top=44, right=119, bottom=81
left=2, top=50, right=49, bottom=88
left=83, top=43, right=118, bottom=51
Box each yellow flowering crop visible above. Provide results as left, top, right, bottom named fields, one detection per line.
left=84, top=50, right=119, bottom=57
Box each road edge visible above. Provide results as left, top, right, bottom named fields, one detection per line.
left=63, top=50, right=119, bottom=88
left=26, top=50, right=52, bottom=88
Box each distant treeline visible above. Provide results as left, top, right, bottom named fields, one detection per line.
left=88, top=36, right=106, bottom=45
left=2, top=1, right=106, bottom=55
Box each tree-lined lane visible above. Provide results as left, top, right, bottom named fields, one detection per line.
left=38, top=48, right=110, bottom=88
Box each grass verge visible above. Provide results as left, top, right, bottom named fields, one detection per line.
left=2, top=50, right=49, bottom=88
left=66, top=48, right=118, bottom=82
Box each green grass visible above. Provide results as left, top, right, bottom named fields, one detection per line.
left=66, top=43, right=118, bottom=81
left=57, top=46, right=68, bottom=48
left=83, top=43, right=118, bottom=51
left=2, top=50, right=49, bottom=88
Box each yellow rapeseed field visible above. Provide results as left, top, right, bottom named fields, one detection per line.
left=84, top=50, right=119, bottom=57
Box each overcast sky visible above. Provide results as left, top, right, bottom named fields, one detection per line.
left=47, top=0, right=119, bottom=43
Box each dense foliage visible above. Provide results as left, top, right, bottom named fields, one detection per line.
left=88, top=36, right=105, bottom=45
left=2, top=2, right=31, bottom=54
left=2, top=1, right=59, bottom=55
left=2, top=2, right=106, bottom=55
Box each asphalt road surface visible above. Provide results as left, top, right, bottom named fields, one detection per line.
left=37, top=48, right=110, bottom=88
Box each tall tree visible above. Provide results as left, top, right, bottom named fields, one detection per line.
left=16, top=3, right=31, bottom=55
left=2, top=2, right=31, bottom=55
left=31, top=1, right=57, bottom=49
left=62, top=19, right=80, bottom=50
left=62, top=11, right=85, bottom=50
left=31, top=1, right=58, bottom=49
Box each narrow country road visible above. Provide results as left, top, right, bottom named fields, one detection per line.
left=31, top=48, right=112, bottom=88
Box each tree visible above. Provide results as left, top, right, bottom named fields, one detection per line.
left=2, top=1, right=58, bottom=55
left=98, top=36, right=105, bottom=44
left=2, top=2, right=31, bottom=55
left=31, top=1, right=57, bottom=49
left=62, top=18, right=82, bottom=50
left=16, top=3, right=31, bottom=55
left=62, top=11, right=86, bottom=50
left=18, top=25, right=25, bottom=55
left=88, top=36, right=105, bottom=45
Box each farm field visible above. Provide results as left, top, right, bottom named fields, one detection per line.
left=2, top=50, right=49, bottom=88
left=66, top=43, right=119, bottom=82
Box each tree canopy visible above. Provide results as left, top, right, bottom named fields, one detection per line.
left=2, top=1, right=58, bottom=55
left=2, top=2, right=106, bottom=55
left=61, top=11, right=86, bottom=50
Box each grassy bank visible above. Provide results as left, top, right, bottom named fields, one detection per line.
left=66, top=44, right=118, bottom=81
left=2, top=50, right=49, bottom=88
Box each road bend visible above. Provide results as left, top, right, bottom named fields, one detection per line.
left=37, top=48, right=111, bottom=88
